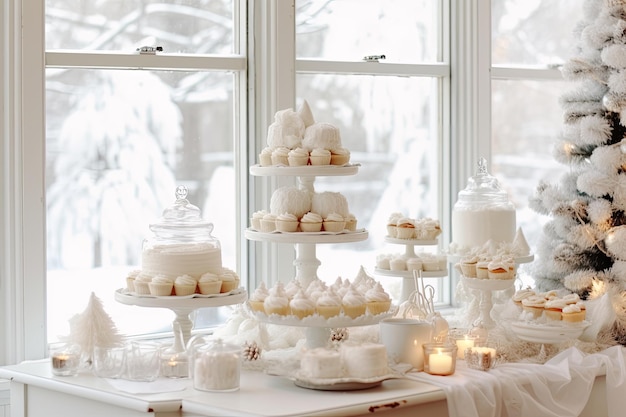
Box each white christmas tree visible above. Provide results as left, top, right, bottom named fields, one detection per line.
left=66, top=292, right=123, bottom=364
left=530, top=0, right=626, bottom=344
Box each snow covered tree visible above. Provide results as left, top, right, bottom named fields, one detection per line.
left=530, top=0, right=626, bottom=344
left=66, top=292, right=123, bottom=365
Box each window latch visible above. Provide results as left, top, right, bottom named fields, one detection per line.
left=363, top=54, right=386, bottom=62
left=137, top=46, right=163, bottom=55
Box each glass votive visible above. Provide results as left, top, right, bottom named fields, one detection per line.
left=49, top=344, right=81, bottom=377
left=464, top=346, right=497, bottom=371
left=126, top=341, right=161, bottom=382
left=160, top=351, right=189, bottom=379
left=93, top=345, right=128, bottom=379
left=451, top=334, right=478, bottom=359
left=422, top=343, right=457, bottom=376
left=193, top=338, right=241, bottom=392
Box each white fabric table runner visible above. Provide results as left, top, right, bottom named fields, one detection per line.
left=405, top=346, right=626, bottom=417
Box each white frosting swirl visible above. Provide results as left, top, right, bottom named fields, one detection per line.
left=301, top=212, right=323, bottom=223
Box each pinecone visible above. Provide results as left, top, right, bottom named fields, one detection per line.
left=243, top=341, right=261, bottom=361
left=330, top=328, right=348, bottom=342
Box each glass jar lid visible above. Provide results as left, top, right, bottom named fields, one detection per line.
left=456, top=157, right=510, bottom=202
left=149, top=185, right=215, bottom=238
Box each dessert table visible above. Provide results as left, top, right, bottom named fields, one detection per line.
left=1, top=346, right=624, bottom=417
left=0, top=361, right=447, bottom=417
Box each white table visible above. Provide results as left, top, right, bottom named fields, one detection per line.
left=0, top=361, right=448, bottom=417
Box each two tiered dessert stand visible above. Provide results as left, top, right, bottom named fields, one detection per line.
left=374, top=236, right=447, bottom=302
left=245, top=164, right=392, bottom=348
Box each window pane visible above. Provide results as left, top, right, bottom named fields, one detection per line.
left=296, top=0, right=439, bottom=63
left=296, top=75, right=441, bottom=302
left=45, top=0, right=235, bottom=54
left=45, top=68, right=237, bottom=341
left=491, top=79, right=568, bottom=284
left=492, top=0, right=585, bottom=66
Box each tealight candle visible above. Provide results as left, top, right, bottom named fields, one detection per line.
left=422, top=343, right=457, bottom=376
left=161, top=354, right=189, bottom=378
left=464, top=346, right=497, bottom=371
left=50, top=345, right=80, bottom=376
left=453, top=334, right=477, bottom=359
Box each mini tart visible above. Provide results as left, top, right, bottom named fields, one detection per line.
left=562, top=303, right=586, bottom=323
left=476, top=261, right=489, bottom=279
left=521, top=296, right=546, bottom=319
left=395, top=218, right=416, bottom=239
left=487, top=267, right=510, bottom=280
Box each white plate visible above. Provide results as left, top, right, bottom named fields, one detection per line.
left=246, top=303, right=396, bottom=328
left=510, top=320, right=590, bottom=344
left=373, top=268, right=447, bottom=278
left=384, top=237, right=439, bottom=246
left=462, top=276, right=515, bottom=291
left=115, top=288, right=248, bottom=308
left=245, top=228, right=368, bottom=244
left=249, top=164, right=360, bottom=177
left=292, top=371, right=399, bottom=391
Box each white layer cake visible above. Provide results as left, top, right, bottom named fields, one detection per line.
left=451, top=208, right=515, bottom=249
left=141, top=242, right=222, bottom=280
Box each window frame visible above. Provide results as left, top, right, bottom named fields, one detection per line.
left=1, top=0, right=535, bottom=364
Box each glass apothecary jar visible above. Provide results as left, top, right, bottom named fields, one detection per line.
left=451, top=157, right=516, bottom=249
left=192, top=338, right=241, bottom=392
left=141, top=186, right=222, bottom=280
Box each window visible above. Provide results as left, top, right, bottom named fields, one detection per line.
left=1, top=0, right=588, bottom=364
left=292, top=0, right=450, bottom=304
left=44, top=0, right=247, bottom=343
left=490, top=0, right=586, bottom=284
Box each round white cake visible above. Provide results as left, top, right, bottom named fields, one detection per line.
left=300, top=348, right=342, bottom=379
left=451, top=208, right=516, bottom=249
left=141, top=242, right=223, bottom=280
left=341, top=343, right=388, bottom=379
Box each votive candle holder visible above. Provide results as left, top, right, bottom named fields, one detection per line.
left=464, top=346, right=497, bottom=371
left=422, top=343, right=457, bottom=376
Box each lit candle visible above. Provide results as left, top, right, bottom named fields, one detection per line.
left=423, top=342, right=457, bottom=376
left=50, top=349, right=79, bottom=376
left=428, top=349, right=453, bottom=375
left=465, top=346, right=497, bottom=371
left=161, top=354, right=188, bottom=378
left=455, top=335, right=476, bottom=359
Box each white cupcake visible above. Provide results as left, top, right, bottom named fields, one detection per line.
left=174, top=274, right=197, bottom=296
left=271, top=146, right=290, bottom=166
left=300, top=212, right=323, bottom=232
left=198, top=272, right=222, bottom=295
left=260, top=213, right=277, bottom=233
left=309, top=148, right=331, bottom=165
left=323, top=212, right=346, bottom=232
left=250, top=209, right=267, bottom=231
left=276, top=212, right=299, bottom=232
left=149, top=274, right=174, bottom=296
left=258, top=146, right=274, bottom=166
left=287, top=147, right=309, bottom=166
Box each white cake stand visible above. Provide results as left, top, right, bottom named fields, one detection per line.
left=115, top=288, right=248, bottom=345
left=461, top=277, right=514, bottom=328
left=246, top=305, right=395, bottom=348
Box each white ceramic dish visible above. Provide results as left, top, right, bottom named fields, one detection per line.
left=510, top=320, right=591, bottom=344
left=292, top=371, right=399, bottom=391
